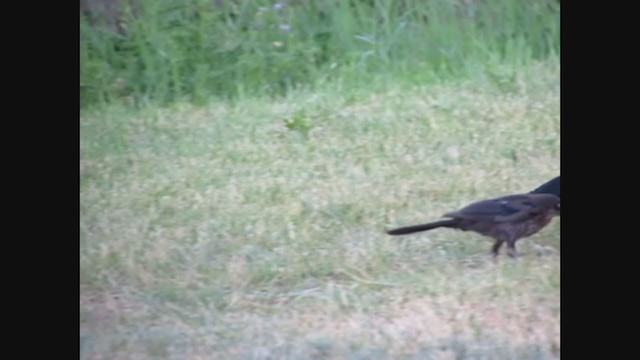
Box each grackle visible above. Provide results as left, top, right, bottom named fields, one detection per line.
left=387, top=177, right=560, bottom=257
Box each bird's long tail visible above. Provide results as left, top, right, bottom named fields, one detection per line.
left=386, top=219, right=457, bottom=235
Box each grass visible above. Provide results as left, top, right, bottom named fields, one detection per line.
left=80, top=59, right=560, bottom=359
left=80, top=0, right=559, bottom=108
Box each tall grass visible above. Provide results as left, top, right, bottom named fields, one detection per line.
left=80, top=0, right=559, bottom=108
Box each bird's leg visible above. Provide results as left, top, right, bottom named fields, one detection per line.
left=506, top=241, right=521, bottom=258
left=491, top=240, right=504, bottom=258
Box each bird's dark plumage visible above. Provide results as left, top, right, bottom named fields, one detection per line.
left=530, top=176, right=560, bottom=198
left=387, top=177, right=561, bottom=257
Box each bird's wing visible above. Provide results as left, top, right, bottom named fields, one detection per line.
left=444, top=194, right=551, bottom=223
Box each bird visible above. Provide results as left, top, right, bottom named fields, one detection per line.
left=386, top=177, right=560, bottom=258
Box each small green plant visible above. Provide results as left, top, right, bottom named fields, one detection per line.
left=284, top=111, right=313, bottom=138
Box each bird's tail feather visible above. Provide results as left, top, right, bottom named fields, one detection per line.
left=386, top=219, right=457, bottom=235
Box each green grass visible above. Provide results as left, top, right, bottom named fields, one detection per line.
left=80, top=0, right=560, bottom=108
left=80, top=59, right=560, bottom=359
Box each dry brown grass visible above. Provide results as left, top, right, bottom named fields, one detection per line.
left=81, top=61, right=559, bottom=359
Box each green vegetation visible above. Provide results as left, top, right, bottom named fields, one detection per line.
left=81, top=0, right=560, bottom=358
left=80, top=0, right=559, bottom=108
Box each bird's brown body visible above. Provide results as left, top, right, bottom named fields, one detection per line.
left=387, top=178, right=560, bottom=257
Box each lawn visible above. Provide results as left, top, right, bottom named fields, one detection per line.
left=80, top=59, right=559, bottom=359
